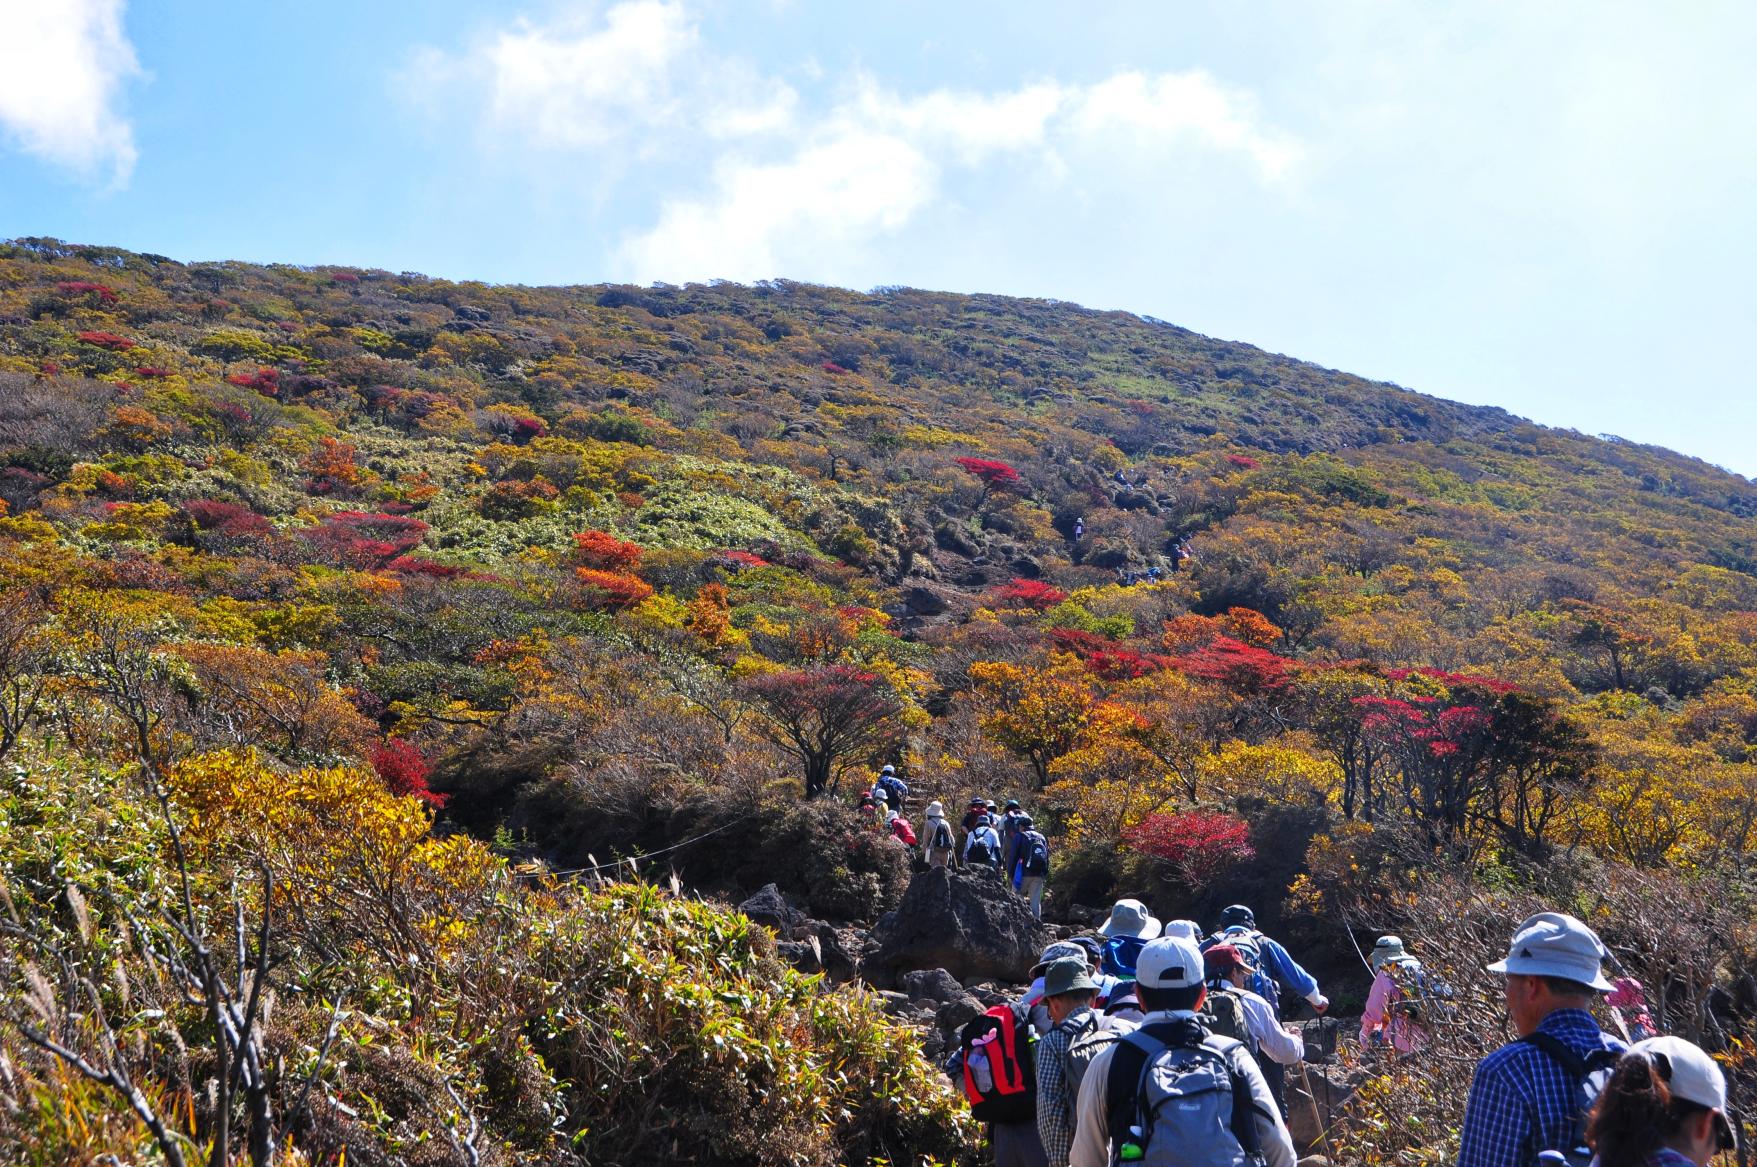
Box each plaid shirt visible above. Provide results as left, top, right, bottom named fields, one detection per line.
left=1457, top=1009, right=1625, bottom=1167
left=1036, top=1006, right=1092, bottom=1167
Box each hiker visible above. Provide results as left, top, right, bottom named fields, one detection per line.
left=856, top=793, right=881, bottom=830
left=950, top=998, right=1050, bottom=1167
left=1073, top=517, right=1085, bottom=541
left=1066, top=936, right=1120, bottom=1012
left=1586, top=1036, right=1736, bottom=1167
left=1202, top=904, right=1328, bottom=1017
left=1457, top=911, right=1626, bottom=1167
left=1026, top=942, right=1090, bottom=1034
left=885, top=806, right=917, bottom=847
left=1203, top=942, right=1306, bottom=1075
left=1008, top=815, right=1051, bottom=919
left=1093, top=900, right=1162, bottom=1022
left=922, top=801, right=957, bottom=868
left=1068, top=935, right=1296, bottom=1167
left=962, top=796, right=991, bottom=836
left=874, top=764, right=909, bottom=811
left=964, top=814, right=1004, bottom=874
left=1036, top=956, right=1138, bottom=1167
left=1360, top=935, right=1428, bottom=1054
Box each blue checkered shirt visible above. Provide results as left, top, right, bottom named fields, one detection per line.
left=1456, top=1009, right=1625, bottom=1167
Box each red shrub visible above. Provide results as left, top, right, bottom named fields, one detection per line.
left=511, top=415, right=548, bottom=443
left=572, top=529, right=642, bottom=572
left=573, top=568, right=654, bottom=611
left=330, top=271, right=361, bottom=285
left=821, top=361, right=849, bottom=375
left=1226, top=454, right=1261, bottom=470
left=388, top=556, right=467, bottom=579
left=299, top=511, right=429, bottom=568
left=712, top=549, right=769, bottom=570
left=1171, top=636, right=1295, bottom=695
left=1124, top=809, right=1255, bottom=889
left=370, top=739, right=446, bottom=807
left=56, top=281, right=119, bottom=304
left=133, top=366, right=172, bottom=378
left=226, top=367, right=281, bottom=396
left=78, top=331, right=136, bottom=351
left=955, top=456, right=1024, bottom=495
left=991, top=578, right=1068, bottom=610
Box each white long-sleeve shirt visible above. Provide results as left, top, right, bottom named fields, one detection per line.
left=1069, top=1010, right=1296, bottom=1167
left=1233, top=987, right=1305, bottom=1066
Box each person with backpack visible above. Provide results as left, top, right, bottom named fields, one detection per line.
left=962, top=796, right=992, bottom=835
left=1202, top=905, right=1328, bottom=1018
left=884, top=806, right=917, bottom=847
left=1457, top=911, right=1626, bottom=1167
left=1586, top=1036, right=1736, bottom=1167
left=874, top=764, right=909, bottom=812
left=965, top=814, right=1004, bottom=874
left=1360, top=935, right=1432, bottom=1054
left=922, top=801, right=957, bottom=868
left=1203, top=943, right=1305, bottom=1076
left=1068, top=935, right=1295, bottom=1167
left=1009, top=815, right=1051, bottom=919
left=950, top=998, right=1050, bottom=1167
left=1035, top=957, right=1138, bottom=1167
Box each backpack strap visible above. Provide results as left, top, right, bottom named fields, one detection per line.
left=1519, top=1031, right=1589, bottom=1079
left=1201, top=1036, right=1270, bottom=1159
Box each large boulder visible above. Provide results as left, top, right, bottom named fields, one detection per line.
left=739, top=883, right=809, bottom=935
left=900, top=967, right=965, bottom=1005
left=863, top=867, right=1047, bottom=988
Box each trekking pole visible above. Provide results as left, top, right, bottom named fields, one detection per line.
left=1297, top=1060, right=1338, bottom=1164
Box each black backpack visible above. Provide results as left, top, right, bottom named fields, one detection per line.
left=1521, top=1031, right=1622, bottom=1167
left=1023, top=830, right=1051, bottom=877
left=929, top=818, right=954, bottom=850
left=967, top=829, right=1000, bottom=867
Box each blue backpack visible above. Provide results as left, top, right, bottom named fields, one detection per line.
left=878, top=773, right=909, bottom=805
left=1103, top=934, right=1149, bottom=979
left=1022, top=831, right=1051, bottom=877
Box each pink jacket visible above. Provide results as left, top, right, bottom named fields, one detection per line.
left=1360, top=968, right=1423, bottom=1053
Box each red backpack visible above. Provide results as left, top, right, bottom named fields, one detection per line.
left=890, top=817, right=917, bottom=846
left=958, top=1003, right=1037, bottom=1123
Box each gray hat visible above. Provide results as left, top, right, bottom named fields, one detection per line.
left=1487, top=911, right=1614, bottom=991
left=1098, top=898, right=1163, bottom=940
left=1031, top=940, right=1086, bottom=978
left=1042, top=957, right=1099, bottom=997
left=1370, top=935, right=1412, bottom=969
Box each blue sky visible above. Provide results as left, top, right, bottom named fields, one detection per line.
left=3, top=1, right=1754, bottom=476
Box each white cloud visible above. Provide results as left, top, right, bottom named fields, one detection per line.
left=408, top=1, right=1300, bottom=282
left=485, top=0, right=696, bottom=147
left=617, top=72, right=1300, bottom=281
left=0, top=0, right=141, bottom=184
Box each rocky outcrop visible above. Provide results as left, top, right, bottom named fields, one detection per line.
left=862, top=866, right=1047, bottom=988
left=739, top=883, right=858, bottom=983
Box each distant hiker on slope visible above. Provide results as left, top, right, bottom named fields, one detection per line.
left=1360, top=935, right=1445, bottom=1054
left=1008, top=815, right=1052, bottom=919
left=922, top=801, right=957, bottom=868
left=965, top=813, right=1004, bottom=875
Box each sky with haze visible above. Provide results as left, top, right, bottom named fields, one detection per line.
left=2, top=0, right=1753, bottom=475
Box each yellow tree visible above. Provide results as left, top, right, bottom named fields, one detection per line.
left=969, top=652, right=1096, bottom=787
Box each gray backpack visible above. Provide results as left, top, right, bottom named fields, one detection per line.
left=1103, top=1018, right=1267, bottom=1167
left=1063, top=1011, right=1138, bottom=1096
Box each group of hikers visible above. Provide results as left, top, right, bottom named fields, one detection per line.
left=949, top=902, right=1734, bottom=1167
left=858, top=770, right=1054, bottom=918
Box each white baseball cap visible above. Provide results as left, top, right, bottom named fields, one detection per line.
left=1486, top=911, right=1614, bottom=991
left=1630, top=1036, right=1736, bottom=1149
left=1134, top=936, right=1206, bottom=990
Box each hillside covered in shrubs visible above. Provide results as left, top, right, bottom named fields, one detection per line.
left=4, top=236, right=1757, bottom=1163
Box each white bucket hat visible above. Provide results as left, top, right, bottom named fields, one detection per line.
left=1487, top=911, right=1614, bottom=991
left=1098, top=898, right=1163, bottom=940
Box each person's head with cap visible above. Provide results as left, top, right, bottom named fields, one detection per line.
left=1016, top=814, right=1033, bottom=829
left=1218, top=904, right=1256, bottom=931
left=1203, top=942, right=1254, bottom=989
left=1068, top=935, right=1104, bottom=973
left=1099, top=898, right=1163, bottom=940
left=1005, top=798, right=1021, bottom=812
left=1163, top=919, right=1202, bottom=944
left=986, top=800, right=999, bottom=811
left=1488, top=911, right=1614, bottom=1036
left=1588, top=1035, right=1735, bottom=1167
left=1031, top=940, right=1086, bottom=980
left=881, top=764, right=895, bottom=775
left=1134, top=935, right=1209, bottom=1014
left=1371, top=935, right=1415, bottom=970
left=1040, top=957, right=1101, bottom=1025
